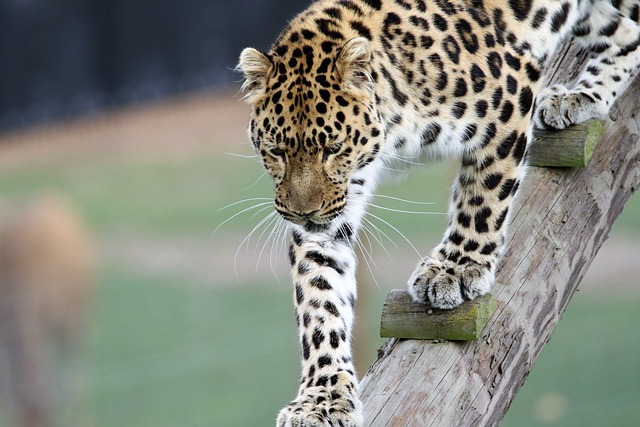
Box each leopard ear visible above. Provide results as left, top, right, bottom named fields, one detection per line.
left=237, top=48, right=274, bottom=103
left=336, top=37, right=373, bottom=93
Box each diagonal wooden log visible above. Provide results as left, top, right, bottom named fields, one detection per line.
left=359, top=42, right=640, bottom=426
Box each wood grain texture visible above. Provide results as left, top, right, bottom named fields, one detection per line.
left=380, top=291, right=497, bottom=341
left=359, top=42, right=640, bottom=426
left=529, top=120, right=604, bottom=167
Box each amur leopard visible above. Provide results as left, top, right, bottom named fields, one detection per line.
left=238, top=0, right=640, bottom=425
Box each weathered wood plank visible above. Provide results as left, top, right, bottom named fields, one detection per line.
left=359, top=42, right=640, bottom=426
left=529, top=120, right=604, bottom=167
left=380, top=291, right=497, bottom=341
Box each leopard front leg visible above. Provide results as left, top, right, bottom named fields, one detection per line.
left=409, top=127, right=528, bottom=309
left=277, top=227, right=362, bottom=427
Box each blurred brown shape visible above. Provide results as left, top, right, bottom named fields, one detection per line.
left=0, top=195, right=95, bottom=427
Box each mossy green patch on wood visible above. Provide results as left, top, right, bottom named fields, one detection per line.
left=380, top=290, right=497, bottom=341
left=528, top=120, right=604, bottom=168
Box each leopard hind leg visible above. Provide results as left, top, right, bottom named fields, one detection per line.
left=536, top=0, right=640, bottom=129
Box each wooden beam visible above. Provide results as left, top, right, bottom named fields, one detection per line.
left=380, top=291, right=496, bottom=341
left=359, top=42, right=640, bottom=426
left=528, top=120, right=604, bottom=167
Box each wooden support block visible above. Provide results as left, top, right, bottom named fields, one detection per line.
left=380, top=290, right=497, bottom=341
left=528, top=119, right=604, bottom=168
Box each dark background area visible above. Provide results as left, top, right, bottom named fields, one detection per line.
left=0, top=0, right=309, bottom=132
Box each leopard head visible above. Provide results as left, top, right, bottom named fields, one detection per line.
left=238, top=37, right=383, bottom=232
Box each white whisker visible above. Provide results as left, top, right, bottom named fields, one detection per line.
left=241, top=172, right=269, bottom=191
left=279, top=221, right=290, bottom=258
left=373, top=194, right=435, bottom=205
left=379, top=165, right=405, bottom=173
left=270, top=219, right=289, bottom=279
left=333, top=216, right=380, bottom=288
left=355, top=224, right=375, bottom=263
left=357, top=222, right=376, bottom=258
left=237, top=210, right=277, bottom=252
left=269, top=220, right=281, bottom=271
left=256, top=214, right=282, bottom=273
left=353, top=232, right=381, bottom=289
left=234, top=211, right=278, bottom=277
left=370, top=203, right=446, bottom=215
left=218, top=197, right=272, bottom=212
left=359, top=218, right=387, bottom=255
left=362, top=217, right=397, bottom=252
left=249, top=204, right=277, bottom=222
left=222, top=151, right=260, bottom=159
left=383, top=153, right=426, bottom=166
left=213, top=201, right=273, bottom=234
left=365, top=211, right=422, bottom=257
left=254, top=210, right=280, bottom=251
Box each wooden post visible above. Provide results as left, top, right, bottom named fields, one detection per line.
left=380, top=291, right=497, bottom=341
left=528, top=120, right=604, bottom=167
left=358, top=42, right=640, bottom=426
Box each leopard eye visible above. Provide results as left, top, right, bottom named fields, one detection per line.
left=323, top=140, right=344, bottom=160
left=269, top=146, right=286, bottom=158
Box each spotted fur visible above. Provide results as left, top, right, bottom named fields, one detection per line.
left=238, top=0, right=640, bottom=425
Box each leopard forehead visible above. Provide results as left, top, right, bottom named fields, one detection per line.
left=248, top=49, right=381, bottom=156
left=250, top=74, right=359, bottom=152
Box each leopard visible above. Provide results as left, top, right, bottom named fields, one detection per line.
left=237, top=0, right=640, bottom=425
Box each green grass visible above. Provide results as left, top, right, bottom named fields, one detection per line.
left=614, top=189, right=640, bottom=235
left=90, top=267, right=299, bottom=427
left=0, top=150, right=273, bottom=236
left=87, top=269, right=640, bottom=427
left=503, top=294, right=640, bottom=427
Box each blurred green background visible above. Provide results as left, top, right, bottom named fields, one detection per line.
left=0, top=89, right=638, bottom=427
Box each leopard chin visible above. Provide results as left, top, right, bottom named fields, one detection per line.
left=275, top=208, right=337, bottom=233
left=302, top=220, right=331, bottom=233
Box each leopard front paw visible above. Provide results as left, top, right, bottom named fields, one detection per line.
left=408, top=257, right=493, bottom=309
left=276, top=389, right=362, bottom=427
left=535, top=84, right=604, bottom=129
